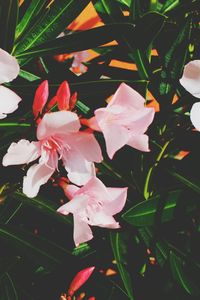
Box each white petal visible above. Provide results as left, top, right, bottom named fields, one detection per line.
left=23, top=163, right=54, bottom=198
left=190, top=102, right=200, bottom=131
left=0, top=48, right=20, bottom=84
left=0, top=86, right=21, bottom=117
left=179, top=60, right=200, bottom=98
left=2, top=140, right=40, bottom=166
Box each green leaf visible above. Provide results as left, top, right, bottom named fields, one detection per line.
left=168, top=170, right=200, bottom=194
left=170, top=252, right=200, bottom=296
left=160, top=0, right=180, bottom=13
left=0, top=0, right=18, bottom=52
left=13, top=0, right=90, bottom=55
left=0, top=273, right=19, bottom=300
left=15, top=0, right=48, bottom=40
left=13, top=192, right=72, bottom=226
left=110, top=232, right=135, bottom=300
left=158, top=18, right=192, bottom=97
left=122, top=190, right=181, bottom=226
left=15, top=23, right=136, bottom=60
left=0, top=224, right=72, bottom=269
left=19, top=69, right=41, bottom=81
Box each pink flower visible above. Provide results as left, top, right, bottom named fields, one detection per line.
left=57, top=177, right=127, bottom=246
left=179, top=60, right=200, bottom=130
left=0, top=48, right=21, bottom=119
left=72, top=51, right=89, bottom=74
left=2, top=111, right=103, bottom=198
left=87, top=83, right=155, bottom=159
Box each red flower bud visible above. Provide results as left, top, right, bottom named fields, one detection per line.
left=45, top=95, right=58, bottom=112
left=33, top=80, right=49, bottom=118
left=69, top=92, right=77, bottom=110
left=57, top=81, right=71, bottom=111
left=68, top=267, right=95, bottom=296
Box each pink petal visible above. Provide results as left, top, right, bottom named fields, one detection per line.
left=33, top=80, right=49, bottom=118
left=68, top=132, right=103, bottom=163
left=128, top=107, right=155, bottom=134
left=23, top=163, right=54, bottom=198
left=0, top=49, right=20, bottom=84
left=37, top=111, right=80, bottom=140
left=57, top=194, right=88, bottom=215
left=190, top=102, right=200, bottom=131
left=105, top=187, right=128, bottom=215
left=63, top=149, right=96, bottom=185
left=73, top=215, right=93, bottom=246
left=108, top=83, right=145, bottom=109
left=0, top=86, right=21, bottom=117
left=90, top=212, right=120, bottom=228
left=99, top=123, right=131, bottom=159
left=127, top=134, right=150, bottom=152
left=77, top=177, right=111, bottom=201
left=56, top=81, right=70, bottom=111
left=179, top=60, right=200, bottom=98
left=2, top=140, right=40, bottom=166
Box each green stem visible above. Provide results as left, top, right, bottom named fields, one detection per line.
left=0, top=122, right=31, bottom=127
left=143, top=139, right=172, bottom=200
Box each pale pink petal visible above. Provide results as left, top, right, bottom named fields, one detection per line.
left=66, top=132, right=103, bottom=162
left=100, top=123, right=131, bottom=159
left=128, top=107, right=155, bottom=134
left=82, top=116, right=101, bottom=131
left=90, top=212, right=120, bottom=228
left=73, top=215, right=93, bottom=246
left=0, top=86, right=21, bottom=117
left=63, top=184, right=80, bottom=199
left=76, top=177, right=111, bottom=201
left=37, top=111, right=80, bottom=140
left=23, top=163, right=54, bottom=198
left=127, top=134, right=150, bottom=152
left=108, top=83, right=145, bottom=109
left=57, top=194, right=88, bottom=215
left=105, top=187, right=128, bottom=215
left=63, top=149, right=96, bottom=185
left=2, top=140, right=40, bottom=166
left=190, top=102, right=200, bottom=131
left=0, top=48, right=20, bottom=84
left=179, top=60, right=200, bottom=98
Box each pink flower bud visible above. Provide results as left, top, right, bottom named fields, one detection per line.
left=33, top=80, right=49, bottom=118
left=57, top=81, right=71, bottom=111
left=69, top=92, right=77, bottom=110
left=45, top=95, right=58, bottom=112
left=68, top=267, right=95, bottom=296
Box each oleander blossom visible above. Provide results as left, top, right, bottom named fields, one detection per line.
left=57, top=177, right=128, bottom=246
left=2, top=111, right=103, bottom=198
left=179, top=60, right=200, bottom=131
left=0, top=48, right=21, bottom=119
left=86, top=83, right=155, bottom=159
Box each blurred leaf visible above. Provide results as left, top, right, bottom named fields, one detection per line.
left=15, top=23, right=136, bottom=60
left=122, top=190, right=181, bottom=226
left=13, top=192, right=72, bottom=226
left=170, top=251, right=200, bottom=296
left=158, top=18, right=192, bottom=98
left=168, top=170, right=200, bottom=194
left=15, top=0, right=48, bottom=40
left=110, top=232, right=135, bottom=300
left=0, top=0, right=18, bottom=52
left=160, top=0, right=180, bottom=13
left=13, top=0, right=90, bottom=55
left=0, top=273, right=19, bottom=299
left=0, top=224, right=72, bottom=269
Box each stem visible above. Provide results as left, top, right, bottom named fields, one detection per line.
left=0, top=122, right=31, bottom=127
left=143, top=139, right=172, bottom=200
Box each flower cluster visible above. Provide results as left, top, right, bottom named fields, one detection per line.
left=1, top=50, right=155, bottom=245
